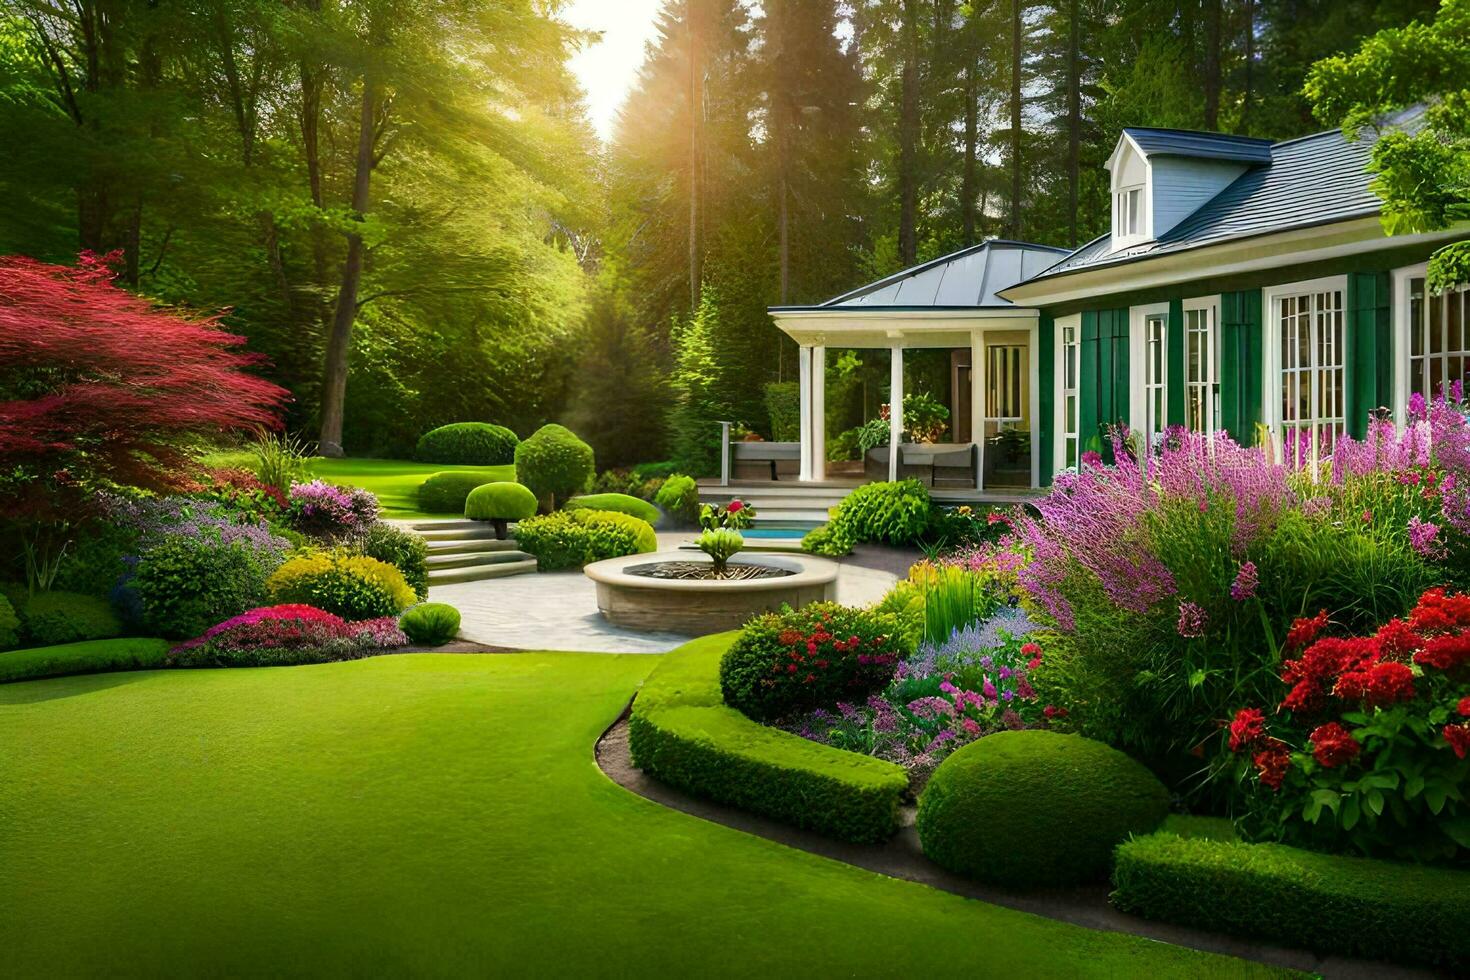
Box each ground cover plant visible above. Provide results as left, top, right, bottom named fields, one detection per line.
left=0, top=653, right=1283, bottom=978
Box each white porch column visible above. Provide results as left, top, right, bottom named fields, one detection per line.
left=811, top=345, right=826, bottom=482
left=1028, top=318, right=1041, bottom=488
left=971, top=330, right=985, bottom=491
left=798, top=344, right=813, bottom=481
left=889, top=344, right=904, bottom=482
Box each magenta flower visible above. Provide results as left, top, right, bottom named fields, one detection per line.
left=1230, top=561, right=1258, bottom=602
left=1177, top=601, right=1207, bottom=638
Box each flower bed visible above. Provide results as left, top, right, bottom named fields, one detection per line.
left=168, top=604, right=407, bottom=668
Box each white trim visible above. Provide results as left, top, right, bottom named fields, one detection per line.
left=971, top=329, right=985, bottom=490
left=810, top=345, right=826, bottom=481
left=797, top=345, right=813, bottom=481
left=1129, top=302, right=1169, bottom=437
left=1053, top=313, right=1082, bottom=475
left=1182, top=294, right=1222, bottom=434
left=888, top=345, right=904, bottom=482
left=1391, top=263, right=1424, bottom=426
left=1263, top=274, right=1349, bottom=468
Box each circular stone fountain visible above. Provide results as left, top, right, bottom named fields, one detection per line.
left=583, top=550, right=839, bottom=634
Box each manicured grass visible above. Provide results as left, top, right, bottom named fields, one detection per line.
left=0, top=638, right=171, bottom=684
left=200, top=453, right=515, bottom=519
left=0, top=654, right=1292, bottom=977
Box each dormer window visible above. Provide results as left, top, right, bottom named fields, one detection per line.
left=1115, top=186, right=1144, bottom=240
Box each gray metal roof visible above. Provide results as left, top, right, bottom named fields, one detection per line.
left=772, top=240, right=1070, bottom=313
left=1123, top=127, right=1274, bottom=164
left=1028, top=109, right=1425, bottom=284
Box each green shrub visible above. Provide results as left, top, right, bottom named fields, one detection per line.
left=917, top=730, right=1168, bottom=888
left=417, top=471, right=497, bottom=515
left=870, top=579, right=925, bottom=651
left=653, top=474, right=700, bottom=525
left=829, top=479, right=931, bottom=546
left=565, top=493, right=660, bottom=525
left=400, top=603, right=461, bottom=646
left=0, top=638, right=171, bottom=684
left=0, top=595, right=18, bottom=650
left=415, top=422, right=519, bottom=466
left=800, top=522, right=854, bottom=556
left=464, top=481, right=540, bottom=522
left=1112, top=830, right=1470, bottom=970
left=360, top=523, right=430, bottom=600
left=267, top=552, right=417, bottom=621
left=54, top=518, right=136, bottom=596
left=514, top=423, right=595, bottom=509
left=763, top=381, right=801, bottom=442
left=630, top=633, right=908, bottom=844
left=17, top=591, right=123, bottom=646
left=631, top=460, right=679, bottom=481
left=132, top=538, right=271, bottom=640
left=720, top=603, right=909, bottom=722
left=513, top=510, right=657, bottom=571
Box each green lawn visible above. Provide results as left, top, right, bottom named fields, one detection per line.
left=202, top=453, right=515, bottom=520
left=0, top=653, right=1291, bottom=978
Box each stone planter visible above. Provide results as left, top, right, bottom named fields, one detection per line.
left=583, top=551, right=839, bottom=634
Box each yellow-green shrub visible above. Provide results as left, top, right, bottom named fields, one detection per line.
left=267, top=551, right=416, bottom=621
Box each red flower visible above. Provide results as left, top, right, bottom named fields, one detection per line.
left=726, top=499, right=744, bottom=513
left=1228, top=707, right=1267, bottom=753
left=1373, top=617, right=1423, bottom=658
left=1444, top=723, right=1470, bottom=759
left=1414, top=633, right=1470, bottom=672
left=778, top=629, right=803, bottom=646
left=1458, top=697, right=1470, bottom=718
left=1334, top=660, right=1415, bottom=707
left=1309, top=722, right=1361, bottom=768
left=1043, top=705, right=1068, bottom=719
left=1027, top=657, right=1042, bottom=670
left=1252, top=741, right=1291, bottom=790
left=1020, top=642, right=1042, bottom=658
left=1285, top=610, right=1331, bottom=654
left=1409, top=588, right=1470, bottom=636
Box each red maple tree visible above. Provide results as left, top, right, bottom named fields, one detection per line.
left=0, top=252, right=289, bottom=517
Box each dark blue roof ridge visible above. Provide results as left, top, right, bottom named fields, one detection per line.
left=1122, top=126, right=1274, bottom=145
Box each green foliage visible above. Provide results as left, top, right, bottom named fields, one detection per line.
left=464, top=481, right=540, bottom=522
left=804, top=480, right=930, bottom=556
left=668, top=289, right=736, bottom=476
left=513, top=510, right=657, bottom=571
left=14, top=591, right=123, bottom=647
left=653, top=474, right=700, bottom=525
left=720, top=603, right=909, bottom=722
left=630, top=633, right=908, bottom=844
left=0, top=594, right=17, bottom=650
left=564, top=288, right=669, bottom=468
left=696, top=528, right=744, bottom=571
left=267, top=552, right=417, bottom=622
left=514, top=424, right=595, bottom=510
left=915, top=562, right=1002, bottom=646
left=133, top=538, right=271, bottom=640
left=800, top=522, right=855, bottom=557
left=1112, top=830, right=1470, bottom=970
left=632, top=461, right=680, bottom=481
left=0, top=638, right=172, bottom=685
left=564, top=493, right=660, bottom=525
left=870, top=579, right=926, bottom=652
left=53, top=517, right=137, bottom=596
left=249, top=430, right=313, bottom=493
left=417, top=472, right=497, bottom=515
left=360, top=523, right=430, bottom=601
left=762, top=382, right=801, bottom=441
left=399, top=603, right=462, bottom=647
left=415, top=423, right=520, bottom=466
left=917, top=731, right=1169, bottom=888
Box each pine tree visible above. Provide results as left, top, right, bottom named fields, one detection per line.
left=669, top=287, right=736, bottom=475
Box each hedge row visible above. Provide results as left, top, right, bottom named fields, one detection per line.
left=1112, top=830, right=1470, bottom=970
left=628, top=633, right=908, bottom=844
left=0, top=638, right=172, bottom=684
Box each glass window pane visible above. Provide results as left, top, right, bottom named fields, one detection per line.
left=1411, top=278, right=1425, bottom=356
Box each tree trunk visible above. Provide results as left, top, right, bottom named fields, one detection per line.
left=1066, top=0, right=1080, bottom=247
left=688, top=0, right=703, bottom=309
left=961, top=54, right=978, bottom=246
left=1203, top=0, right=1222, bottom=130
left=1008, top=0, right=1022, bottom=239
left=898, top=0, right=919, bottom=266
left=318, top=72, right=380, bottom=457
left=1242, top=0, right=1255, bottom=132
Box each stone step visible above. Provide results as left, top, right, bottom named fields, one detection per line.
left=408, top=519, right=485, bottom=532
left=425, top=537, right=523, bottom=555
left=415, top=524, right=508, bottom=542
left=426, top=551, right=532, bottom=570
left=428, top=558, right=538, bottom=585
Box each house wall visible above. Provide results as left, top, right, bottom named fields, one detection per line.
left=1149, top=158, right=1248, bottom=238
left=1036, top=238, right=1452, bottom=485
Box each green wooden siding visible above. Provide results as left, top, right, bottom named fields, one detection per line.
left=1038, top=314, right=1055, bottom=485
left=1347, top=271, right=1392, bottom=438
left=1166, top=298, right=1185, bottom=427
left=1080, top=307, right=1129, bottom=455
left=1219, top=289, right=1263, bottom=444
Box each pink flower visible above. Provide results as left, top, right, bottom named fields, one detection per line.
left=1177, top=601, right=1208, bottom=638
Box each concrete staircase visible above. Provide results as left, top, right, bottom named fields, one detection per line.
left=697, top=482, right=855, bottom=531
left=410, top=520, right=537, bottom=585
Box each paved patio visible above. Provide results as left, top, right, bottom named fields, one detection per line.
left=429, top=532, right=900, bottom=653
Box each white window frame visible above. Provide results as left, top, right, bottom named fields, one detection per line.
left=1129, top=302, right=1169, bottom=441
left=1053, top=314, right=1081, bottom=473
left=1393, top=262, right=1470, bottom=425
left=1113, top=185, right=1147, bottom=245
left=1183, top=295, right=1221, bottom=434
left=1264, top=275, right=1349, bottom=468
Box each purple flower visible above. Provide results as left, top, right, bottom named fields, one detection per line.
left=1230, top=561, right=1258, bottom=602
left=1177, top=601, right=1207, bottom=639
left=1407, top=516, right=1446, bottom=559
left=981, top=677, right=997, bottom=700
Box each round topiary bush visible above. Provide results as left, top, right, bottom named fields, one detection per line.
left=654, top=474, right=700, bottom=525
left=564, top=492, right=660, bottom=525
left=415, top=422, right=519, bottom=466
left=916, top=730, right=1169, bottom=888
left=417, top=471, right=497, bottom=515
left=266, top=552, right=417, bottom=621
left=400, top=603, right=462, bottom=646
left=464, top=482, right=539, bottom=539
left=514, top=424, right=595, bottom=510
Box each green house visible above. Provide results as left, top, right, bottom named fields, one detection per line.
left=766, top=108, right=1467, bottom=497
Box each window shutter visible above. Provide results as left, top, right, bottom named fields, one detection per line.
left=1220, top=289, right=1263, bottom=443
left=1347, top=272, right=1392, bottom=438
left=1039, top=313, right=1055, bottom=485
left=1080, top=311, right=1101, bottom=454
left=1166, top=298, right=1185, bottom=427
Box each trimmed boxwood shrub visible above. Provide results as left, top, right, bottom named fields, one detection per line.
left=0, top=638, right=172, bottom=684
left=653, top=474, right=700, bottom=524
left=400, top=603, right=461, bottom=646
left=629, top=633, right=908, bottom=844
left=14, top=591, right=122, bottom=647
left=513, top=509, right=656, bottom=571
left=464, top=482, right=538, bottom=523
left=719, top=602, right=908, bottom=722
left=267, top=552, right=417, bottom=621
left=417, top=471, right=497, bottom=514
left=805, top=479, right=931, bottom=556
left=360, top=523, right=430, bottom=600
left=133, top=537, right=273, bottom=640
left=514, top=423, right=595, bottom=510
left=917, top=730, right=1168, bottom=888
left=415, top=422, right=519, bottom=465
left=565, top=492, right=660, bottom=525
left=1112, top=831, right=1470, bottom=970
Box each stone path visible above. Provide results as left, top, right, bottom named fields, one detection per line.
left=429, top=531, right=899, bottom=653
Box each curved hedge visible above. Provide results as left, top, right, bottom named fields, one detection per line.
left=565, top=492, right=660, bottom=525
left=628, top=633, right=908, bottom=844
left=416, top=422, right=519, bottom=466
left=917, top=730, right=1168, bottom=888
left=0, top=638, right=171, bottom=684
